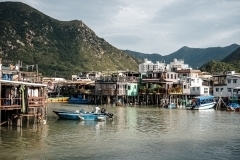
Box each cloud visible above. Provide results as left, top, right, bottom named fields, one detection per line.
left=1, top=0, right=240, bottom=55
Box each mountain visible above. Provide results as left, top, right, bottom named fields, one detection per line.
left=199, top=47, right=240, bottom=73
left=124, top=44, right=240, bottom=69
left=222, top=47, right=240, bottom=63
left=0, top=2, right=140, bottom=78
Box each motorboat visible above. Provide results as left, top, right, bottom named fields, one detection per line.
left=53, top=107, right=113, bottom=121
left=186, top=95, right=216, bottom=110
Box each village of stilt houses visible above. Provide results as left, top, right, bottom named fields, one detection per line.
left=0, top=58, right=240, bottom=127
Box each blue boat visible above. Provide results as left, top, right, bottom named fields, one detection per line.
left=53, top=107, right=113, bottom=121
left=53, top=110, right=83, bottom=120
left=78, top=113, right=107, bottom=121
left=226, top=102, right=240, bottom=111
left=68, top=95, right=91, bottom=104
left=186, top=95, right=216, bottom=110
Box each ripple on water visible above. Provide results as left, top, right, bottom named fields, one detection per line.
left=1, top=104, right=240, bottom=159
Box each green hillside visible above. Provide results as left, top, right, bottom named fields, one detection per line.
left=0, top=2, right=140, bottom=79
left=222, top=47, right=240, bottom=63
left=200, top=47, right=240, bottom=73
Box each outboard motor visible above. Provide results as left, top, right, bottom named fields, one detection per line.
left=107, top=113, right=114, bottom=118
left=101, top=108, right=114, bottom=118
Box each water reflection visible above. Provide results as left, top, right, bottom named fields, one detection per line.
left=1, top=103, right=240, bottom=160
left=80, top=120, right=106, bottom=132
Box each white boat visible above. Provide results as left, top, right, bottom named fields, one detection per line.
left=186, top=95, right=216, bottom=110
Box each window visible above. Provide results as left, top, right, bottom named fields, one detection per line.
left=227, top=88, right=231, bottom=92
left=184, top=85, right=186, bottom=89
left=216, top=88, right=219, bottom=92
left=134, top=85, right=136, bottom=89
left=193, top=87, right=195, bottom=91
left=204, top=88, right=208, bottom=94
left=197, top=87, right=199, bottom=90
left=233, top=79, right=237, bottom=83
left=201, top=99, right=206, bottom=104
left=128, top=86, right=131, bottom=90
left=221, top=88, right=223, bottom=91
left=227, top=79, right=231, bottom=83
left=171, top=74, right=173, bottom=79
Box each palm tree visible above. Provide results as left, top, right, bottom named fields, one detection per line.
left=154, top=84, right=162, bottom=93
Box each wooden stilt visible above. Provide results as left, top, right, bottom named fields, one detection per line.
left=107, top=96, right=110, bottom=105
left=146, top=95, right=148, bottom=105
left=17, top=116, right=21, bottom=127
left=10, top=117, right=12, bottom=126
left=176, top=96, right=179, bottom=108
left=20, top=116, right=22, bottom=127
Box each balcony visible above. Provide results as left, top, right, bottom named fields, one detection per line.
left=0, top=97, right=46, bottom=110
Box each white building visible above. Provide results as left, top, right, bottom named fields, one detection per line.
left=177, top=69, right=208, bottom=96
left=140, top=58, right=208, bottom=96
left=187, top=77, right=209, bottom=96
left=166, top=59, right=192, bottom=72
left=139, top=58, right=192, bottom=73
left=213, top=71, right=240, bottom=97
left=139, top=59, right=166, bottom=73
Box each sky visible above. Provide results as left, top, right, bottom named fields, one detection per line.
left=1, top=0, right=240, bottom=55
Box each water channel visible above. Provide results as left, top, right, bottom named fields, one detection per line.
left=0, top=103, right=240, bottom=160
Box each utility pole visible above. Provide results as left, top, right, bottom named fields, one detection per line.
left=36, top=64, right=38, bottom=82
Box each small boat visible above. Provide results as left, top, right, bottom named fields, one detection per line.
left=53, top=107, right=114, bottom=121
left=226, top=102, right=240, bottom=111
left=68, top=95, right=91, bottom=104
left=53, top=110, right=84, bottom=120
left=186, top=95, right=216, bottom=110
